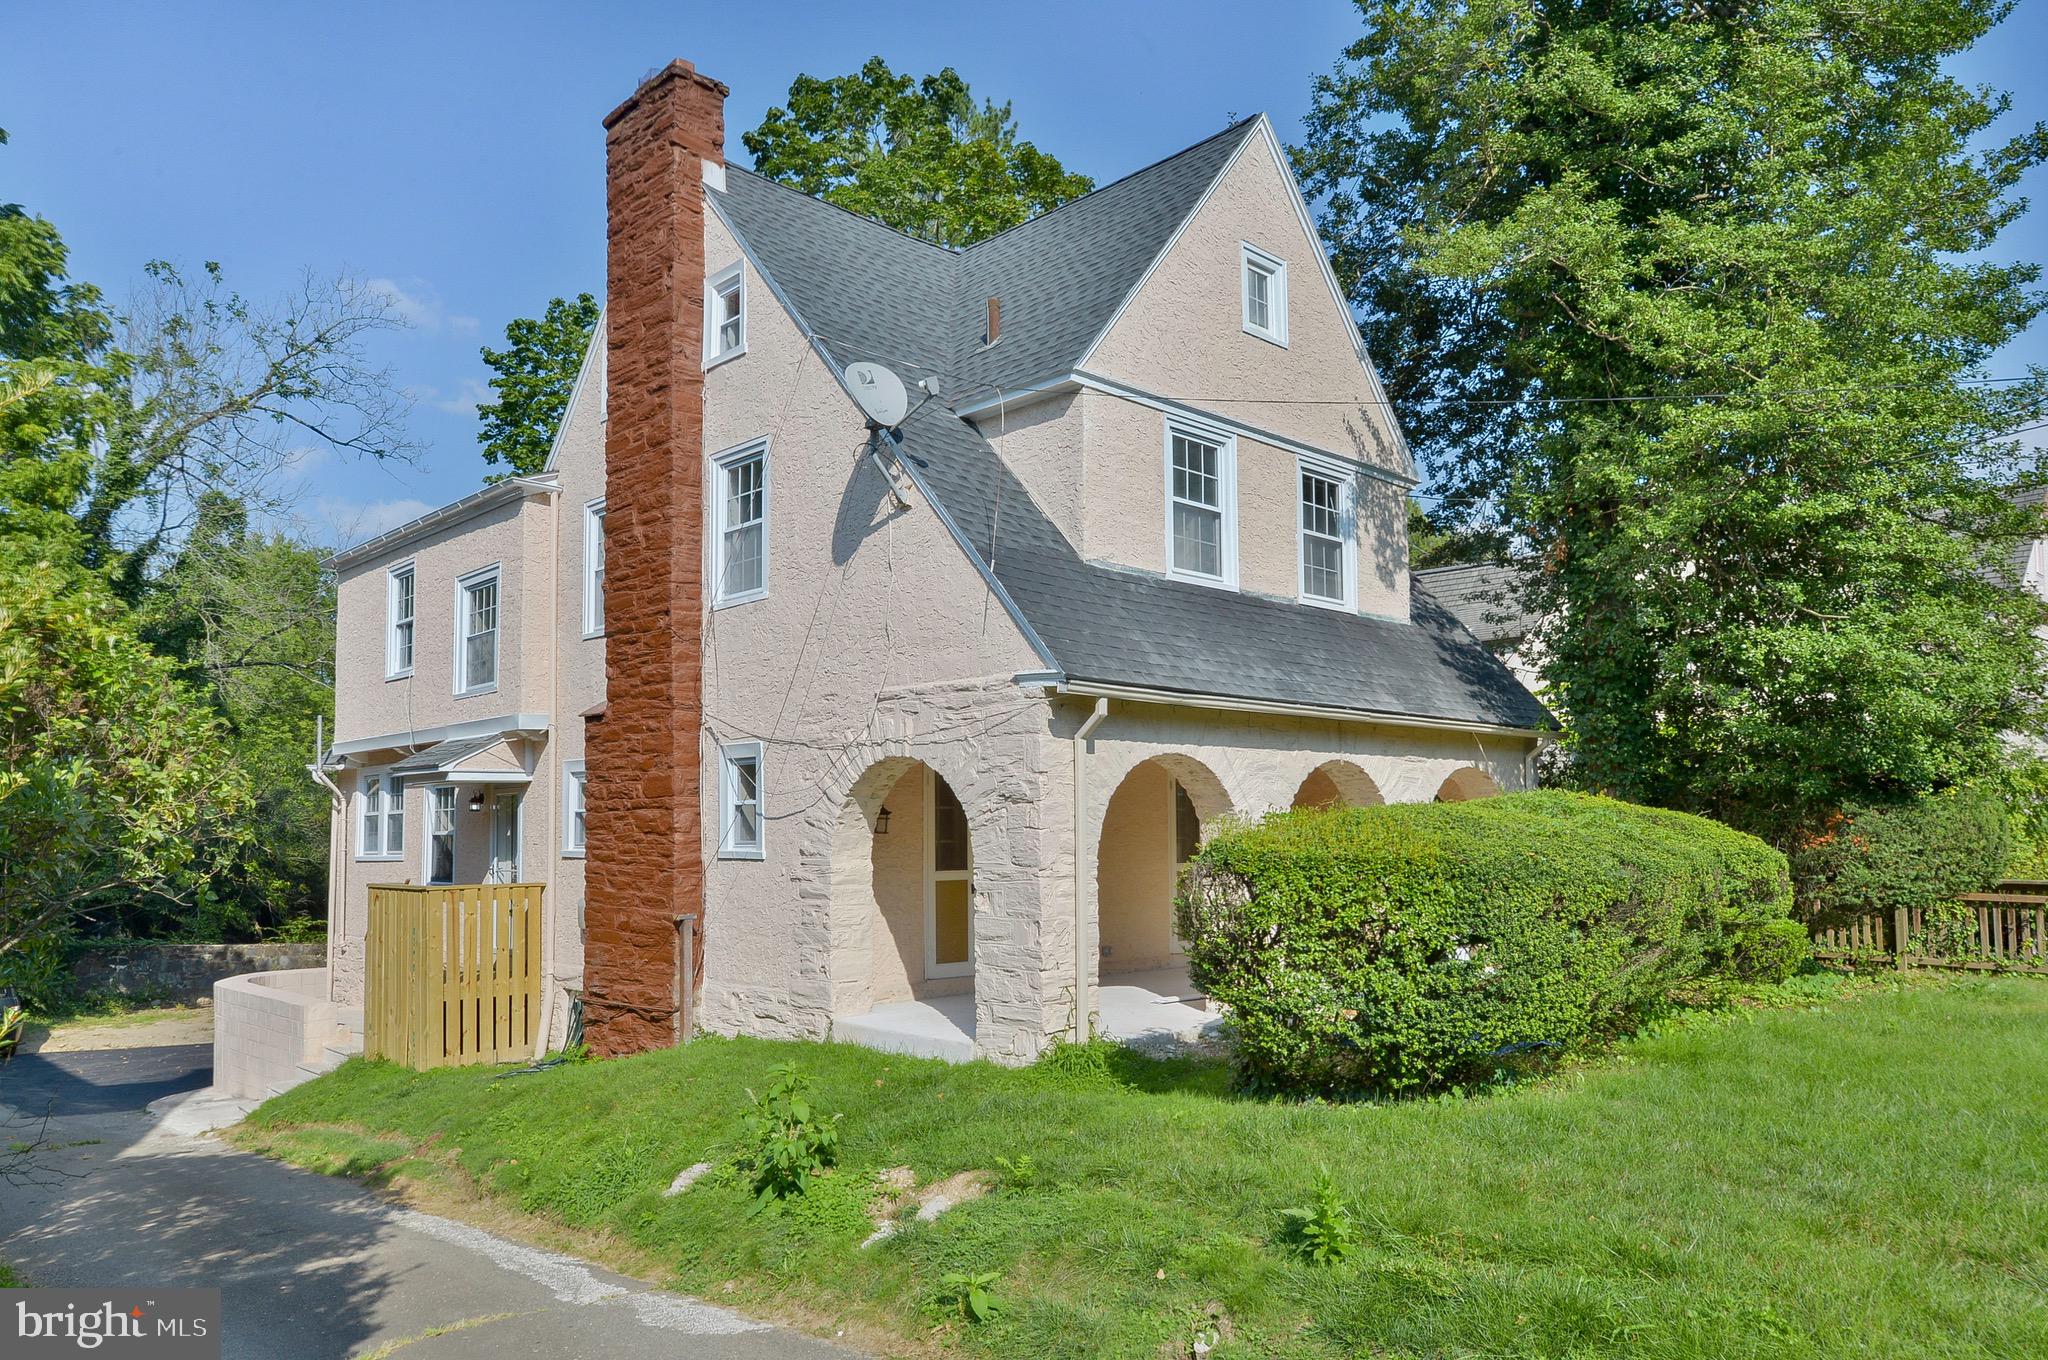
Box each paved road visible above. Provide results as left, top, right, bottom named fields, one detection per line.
left=0, top=1047, right=860, bottom=1359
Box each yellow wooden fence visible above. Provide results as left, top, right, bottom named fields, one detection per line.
left=365, top=883, right=544, bottom=1068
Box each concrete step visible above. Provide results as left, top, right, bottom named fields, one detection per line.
left=337, top=1005, right=364, bottom=1037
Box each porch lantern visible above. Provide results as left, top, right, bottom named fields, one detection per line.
left=875, top=805, right=892, bottom=835
left=467, top=790, right=487, bottom=814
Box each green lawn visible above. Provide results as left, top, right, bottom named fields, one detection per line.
left=241, top=975, right=2048, bottom=1359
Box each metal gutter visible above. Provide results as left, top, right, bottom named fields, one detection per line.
left=326, top=475, right=559, bottom=572
left=1048, top=678, right=1549, bottom=740
left=326, top=711, right=553, bottom=759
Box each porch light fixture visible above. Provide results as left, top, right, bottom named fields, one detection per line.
left=875, top=806, right=892, bottom=834
left=467, top=791, right=487, bottom=814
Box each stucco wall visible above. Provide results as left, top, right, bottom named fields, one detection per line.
left=213, top=967, right=336, bottom=1100
left=545, top=331, right=607, bottom=1036
left=332, top=491, right=551, bottom=746
left=1088, top=128, right=1406, bottom=476
left=695, top=206, right=1052, bottom=1058
left=1096, top=757, right=1177, bottom=972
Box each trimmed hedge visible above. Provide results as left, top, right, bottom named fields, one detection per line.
left=1175, top=790, right=1799, bottom=1096
left=1788, top=789, right=2012, bottom=928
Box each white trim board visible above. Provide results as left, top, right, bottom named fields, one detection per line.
left=954, top=370, right=1415, bottom=490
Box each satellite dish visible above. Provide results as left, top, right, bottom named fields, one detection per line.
left=846, top=361, right=909, bottom=429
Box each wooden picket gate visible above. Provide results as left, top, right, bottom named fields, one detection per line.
left=365, top=883, right=544, bottom=1068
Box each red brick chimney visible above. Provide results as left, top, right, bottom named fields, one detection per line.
left=583, top=60, right=726, bottom=1057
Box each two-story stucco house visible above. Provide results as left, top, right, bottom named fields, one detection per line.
left=318, top=59, right=1550, bottom=1066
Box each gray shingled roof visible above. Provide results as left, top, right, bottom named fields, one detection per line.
left=389, top=734, right=512, bottom=776
left=1412, top=563, right=1540, bottom=647
left=710, top=127, right=1550, bottom=733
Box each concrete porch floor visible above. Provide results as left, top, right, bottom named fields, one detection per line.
left=831, top=964, right=1222, bottom=1063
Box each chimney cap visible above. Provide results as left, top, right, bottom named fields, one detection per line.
left=604, top=59, right=730, bottom=130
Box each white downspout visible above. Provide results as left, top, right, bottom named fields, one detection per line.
left=1072, top=697, right=1109, bottom=1042
left=307, top=714, right=346, bottom=1001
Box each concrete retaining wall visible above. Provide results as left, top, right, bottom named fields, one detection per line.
left=213, top=968, right=335, bottom=1100
left=75, top=942, right=326, bottom=1005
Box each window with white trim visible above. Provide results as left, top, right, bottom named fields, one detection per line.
left=1166, top=423, right=1235, bottom=585
left=454, top=566, right=500, bottom=695
left=1241, top=242, right=1288, bottom=346
left=426, top=785, right=456, bottom=884
left=386, top=564, right=415, bottom=677
left=583, top=499, right=606, bottom=636
left=719, top=742, right=764, bottom=859
left=705, top=263, right=744, bottom=365
left=562, top=760, right=587, bottom=856
left=713, top=441, right=768, bottom=606
left=356, top=771, right=404, bottom=860
left=1298, top=460, right=1354, bottom=608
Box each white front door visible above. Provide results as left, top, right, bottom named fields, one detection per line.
left=488, top=793, right=521, bottom=883
left=924, top=769, right=973, bottom=979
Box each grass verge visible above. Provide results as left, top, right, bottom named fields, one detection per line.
left=237, top=974, right=2048, bottom=1359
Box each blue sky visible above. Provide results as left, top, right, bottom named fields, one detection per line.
left=5, top=1, right=2043, bottom=545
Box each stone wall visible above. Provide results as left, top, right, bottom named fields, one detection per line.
left=71, top=942, right=326, bottom=1005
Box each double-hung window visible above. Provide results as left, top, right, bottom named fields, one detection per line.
left=719, top=742, right=763, bottom=859
left=426, top=785, right=456, bottom=884
left=705, top=263, right=744, bottom=365
left=1297, top=459, right=1355, bottom=609
left=1165, top=423, right=1236, bottom=586
left=454, top=566, right=500, bottom=695
left=713, top=440, right=768, bottom=606
left=583, top=499, right=606, bottom=636
left=357, top=772, right=404, bottom=860
left=562, top=760, right=587, bottom=856
left=1241, top=242, right=1288, bottom=346
left=386, top=564, right=415, bottom=677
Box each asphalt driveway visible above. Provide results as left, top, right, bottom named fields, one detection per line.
left=0, top=1041, right=859, bottom=1359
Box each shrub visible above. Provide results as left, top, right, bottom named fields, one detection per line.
left=1788, top=789, right=2012, bottom=928
left=1176, top=790, right=1796, bottom=1096
left=735, top=1062, right=841, bottom=1211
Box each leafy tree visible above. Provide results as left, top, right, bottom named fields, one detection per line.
left=0, top=556, right=249, bottom=1002
left=476, top=293, right=599, bottom=478
left=2, top=139, right=401, bottom=956
left=1297, top=0, right=2048, bottom=842
left=743, top=57, right=1094, bottom=246
left=141, top=494, right=334, bottom=935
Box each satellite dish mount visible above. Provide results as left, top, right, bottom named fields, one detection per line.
left=847, top=361, right=914, bottom=508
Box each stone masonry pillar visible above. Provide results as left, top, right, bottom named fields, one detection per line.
left=583, top=60, right=726, bottom=1057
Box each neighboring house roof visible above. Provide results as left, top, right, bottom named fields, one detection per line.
left=709, top=123, right=1551, bottom=733
left=2002, top=484, right=2048, bottom=589
left=1412, top=563, right=1540, bottom=647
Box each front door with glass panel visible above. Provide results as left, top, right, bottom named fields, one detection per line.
left=487, top=793, right=520, bottom=883
left=1170, top=780, right=1200, bottom=953
left=925, top=771, right=973, bottom=978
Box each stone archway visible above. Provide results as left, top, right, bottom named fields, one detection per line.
left=1291, top=759, right=1385, bottom=810
left=1435, top=766, right=1502, bottom=802
left=827, top=756, right=976, bottom=1018
left=1094, top=753, right=1232, bottom=980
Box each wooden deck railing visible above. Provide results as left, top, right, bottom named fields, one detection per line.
left=1811, top=889, right=2048, bottom=973
left=365, top=883, right=544, bottom=1069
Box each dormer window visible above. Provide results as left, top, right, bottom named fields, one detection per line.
left=705, top=262, right=744, bottom=366
left=1241, top=242, right=1288, bottom=346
